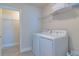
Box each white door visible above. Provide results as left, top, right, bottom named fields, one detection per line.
left=3, top=20, right=15, bottom=48
left=1, top=9, right=19, bottom=56
left=0, top=18, right=2, bottom=55
left=0, top=9, right=2, bottom=56
left=0, top=37, right=2, bottom=55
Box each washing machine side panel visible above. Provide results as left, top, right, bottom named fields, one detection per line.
left=54, top=37, right=68, bottom=56
left=32, top=35, right=40, bottom=56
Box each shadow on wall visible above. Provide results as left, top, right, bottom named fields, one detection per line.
left=53, top=8, right=78, bottom=20
left=52, top=9, right=79, bottom=53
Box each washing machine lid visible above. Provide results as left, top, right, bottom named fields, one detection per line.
left=35, top=30, right=67, bottom=40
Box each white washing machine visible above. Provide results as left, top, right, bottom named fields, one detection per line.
left=32, top=30, right=68, bottom=56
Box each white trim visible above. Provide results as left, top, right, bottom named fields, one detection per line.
left=3, top=43, right=19, bottom=48
left=71, top=50, right=79, bottom=56
left=20, top=47, right=32, bottom=53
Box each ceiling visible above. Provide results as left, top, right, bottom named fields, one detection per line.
left=28, top=3, right=49, bottom=8
left=0, top=3, right=49, bottom=9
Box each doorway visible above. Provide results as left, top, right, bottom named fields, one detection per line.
left=1, top=9, right=20, bottom=56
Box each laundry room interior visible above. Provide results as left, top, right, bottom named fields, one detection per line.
left=0, top=3, right=79, bottom=56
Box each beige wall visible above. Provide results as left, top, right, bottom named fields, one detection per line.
left=14, top=20, right=19, bottom=45
left=42, top=4, right=54, bottom=16
left=42, top=4, right=79, bottom=51
left=51, top=18, right=79, bottom=51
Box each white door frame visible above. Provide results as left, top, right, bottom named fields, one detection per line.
left=0, top=5, right=20, bottom=56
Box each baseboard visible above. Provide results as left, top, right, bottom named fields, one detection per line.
left=20, top=47, right=32, bottom=53
left=71, top=50, right=79, bottom=56
left=3, top=43, right=18, bottom=48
